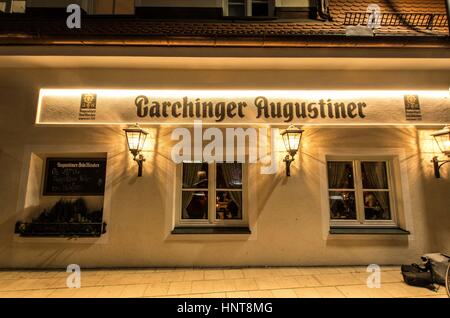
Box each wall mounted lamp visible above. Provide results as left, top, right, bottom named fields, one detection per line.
left=431, top=125, right=450, bottom=178
left=281, top=125, right=304, bottom=177
left=124, top=124, right=148, bottom=177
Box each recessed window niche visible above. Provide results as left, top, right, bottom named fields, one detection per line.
left=15, top=152, right=108, bottom=238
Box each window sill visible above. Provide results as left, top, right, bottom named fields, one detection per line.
left=171, top=227, right=251, bottom=235
left=329, top=227, right=410, bottom=235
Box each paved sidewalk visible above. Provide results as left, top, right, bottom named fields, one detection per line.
left=0, top=266, right=447, bottom=298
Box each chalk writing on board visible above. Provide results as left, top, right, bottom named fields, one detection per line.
left=43, top=158, right=106, bottom=196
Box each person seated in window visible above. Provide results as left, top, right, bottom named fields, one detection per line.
left=364, top=193, right=385, bottom=220
left=330, top=200, right=344, bottom=219
left=193, top=170, right=208, bottom=188
left=216, top=192, right=239, bottom=219
left=222, top=192, right=239, bottom=219
left=226, top=200, right=239, bottom=219
left=186, top=193, right=208, bottom=219
left=331, top=192, right=356, bottom=219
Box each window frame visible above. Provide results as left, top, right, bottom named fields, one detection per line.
left=223, top=0, right=274, bottom=18
left=175, top=161, right=248, bottom=228
left=327, top=158, right=398, bottom=228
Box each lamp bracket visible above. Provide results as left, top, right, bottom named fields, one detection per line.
left=432, top=156, right=450, bottom=178
left=133, top=153, right=145, bottom=162
left=133, top=153, right=145, bottom=177
left=283, top=154, right=295, bottom=177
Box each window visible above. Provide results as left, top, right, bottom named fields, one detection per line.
left=251, top=0, right=269, bottom=17
left=226, top=0, right=272, bottom=17
left=228, top=0, right=246, bottom=17
left=178, top=162, right=246, bottom=227
left=327, top=159, right=396, bottom=227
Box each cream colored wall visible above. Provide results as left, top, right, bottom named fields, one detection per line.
left=416, top=130, right=450, bottom=254
left=94, top=0, right=134, bottom=14
left=0, top=63, right=449, bottom=268
left=276, top=0, right=310, bottom=7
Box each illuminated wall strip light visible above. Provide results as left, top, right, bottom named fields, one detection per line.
left=38, top=88, right=450, bottom=99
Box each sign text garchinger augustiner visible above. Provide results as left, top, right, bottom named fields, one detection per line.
left=135, top=95, right=367, bottom=122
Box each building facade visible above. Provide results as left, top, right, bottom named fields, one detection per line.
left=0, top=0, right=449, bottom=268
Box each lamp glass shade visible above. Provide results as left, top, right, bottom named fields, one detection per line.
left=124, top=125, right=148, bottom=155
left=281, top=125, right=304, bottom=156
left=431, top=125, right=450, bottom=156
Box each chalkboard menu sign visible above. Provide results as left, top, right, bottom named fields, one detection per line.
left=43, top=158, right=107, bottom=196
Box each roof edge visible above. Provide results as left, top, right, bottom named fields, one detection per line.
left=0, top=35, right=449, bottom=48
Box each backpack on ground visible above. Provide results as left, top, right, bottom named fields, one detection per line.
left=401, top=253, right=450, bottom=290
left=401, top=263, right=434, bottom=288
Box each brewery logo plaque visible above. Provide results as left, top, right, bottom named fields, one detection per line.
left=79, top=93, right=97, bottom=120
left=404, top=95, right=422, bottom=121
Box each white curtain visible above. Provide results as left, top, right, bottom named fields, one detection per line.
left=362, top=162, right=390, bottom=218
left=328, top=162, right=352, bottom=214
left=220, top=163, right=242, bottom=218
left=182, top=163, right=203, bottom=218
left=328, top=162, right=351, bottom=189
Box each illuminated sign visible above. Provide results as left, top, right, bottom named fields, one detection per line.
left=36, top=89, right=450, bottom=125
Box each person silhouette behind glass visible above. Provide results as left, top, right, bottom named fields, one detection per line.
left=364, top=192, right=385, bottom=219
left=193, top=170, right=208, bottom=188
left=187, top=170, right=208, bottom=219
left=186, top=192, right=208, bottom=219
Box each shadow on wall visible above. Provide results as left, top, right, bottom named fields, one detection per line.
left=0, top=148, right=22, bottom=264
left=416, top=128, right=450, bottom=255
left=0, top=140, right=110, bottom=268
